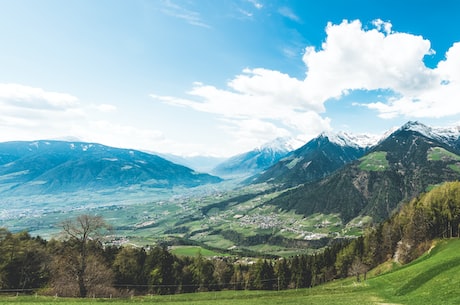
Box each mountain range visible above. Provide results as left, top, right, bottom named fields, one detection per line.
left=251, top=132, right=378, bottom=186
left=265, top=121, right=460, bottom=222
left=0, top=140, right=221, bottom=195
left=2, top=121, right=460, bottom=236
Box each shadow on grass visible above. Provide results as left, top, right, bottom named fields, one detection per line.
left=395, top=257, right=460, bottom=296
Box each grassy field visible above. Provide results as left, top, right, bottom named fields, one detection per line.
left=1, top=239, right=460, bottom=304
left=169, top=245, right=228, bottom=257
left=359, top=151, right=389, bottom=171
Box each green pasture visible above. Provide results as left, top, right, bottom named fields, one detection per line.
left=359, top=151, right=389, bottom=171
left=169, top=246, right=228, bottom=257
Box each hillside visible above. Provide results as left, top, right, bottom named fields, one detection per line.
left=0, top=140, right=222, bottom=195
left=2, top=239, right=459, bottom=304
left=267, top=122, right=460, bottom=222
left=252, top=132, right=375, bottom=186
left=368, top=239, right=460, bottom=304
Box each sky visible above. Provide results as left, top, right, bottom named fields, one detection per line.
left=1, top=0, right=460, bottom=157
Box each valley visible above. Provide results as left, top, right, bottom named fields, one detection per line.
left=2, top=121, right=460, bottom=257
left=1, top=180, right=367, bottom=256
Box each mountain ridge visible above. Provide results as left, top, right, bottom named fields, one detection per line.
left=0, top=140, right=222, bottom=195
left=266, top=121, right=460, bottom=222
left=211, top=137, right=295, bottom=178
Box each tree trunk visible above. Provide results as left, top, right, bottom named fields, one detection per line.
left=78, top=253, right=87, bottom=297
left=78, top=273, right=87, bottom=298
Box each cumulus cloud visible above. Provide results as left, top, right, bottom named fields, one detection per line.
left=302, top=19, right=436, bottom=103
left=305, top=19, right=459, bottom=119
left=153, top=19, right=460, bottom=146
left=151, top=67, right=332, bottom=144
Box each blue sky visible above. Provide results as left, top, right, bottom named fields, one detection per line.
left=1, top=0, right=460, bottom=157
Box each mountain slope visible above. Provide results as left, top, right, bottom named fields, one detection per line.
left=212, top=137, right=295, bottom=178
left=0, top=140, right=222, bottom=194
left=253, top=132, right=376, bottom=186
left=155, top=153, right=226, bottom=173
left=267, top=122, right=460, bottom=222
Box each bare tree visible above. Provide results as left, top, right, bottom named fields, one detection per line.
left=53, top=214, right=113, bottom=297
left=348, top=257, right=369, bottom=282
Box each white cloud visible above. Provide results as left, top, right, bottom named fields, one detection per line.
left=151, top=67, right=331, bottom=144
left=158, top=0, right=210, bottom=28
left=0, top=84, right=169, bottom=153
left=94, top=103, right=117, bottom=112
left=372, top=19, right=392, bottom=35
left=152, top=19, right=460, bottom=150
left=0, top=83, right=79, bottom=110
left=247, top=0, right=263, bottom=10
left=302, top=20, right=436, bottom=103
left=300, top=19, right=460, bottom=120
left=278, top=7, right=300, bottom=22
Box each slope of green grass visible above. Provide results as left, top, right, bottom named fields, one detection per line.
left=368, top=239, right=460, bottom=304
left=358, top=151, right=389, bottom=171
left=427, top=147, right=460, bottom=161
left=1, top=239, right=460, bottom=304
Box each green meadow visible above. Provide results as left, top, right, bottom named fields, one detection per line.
left=1, top=239, right=460, bottom=304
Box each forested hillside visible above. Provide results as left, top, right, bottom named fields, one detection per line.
left=268, top=123, right=460, bottom=222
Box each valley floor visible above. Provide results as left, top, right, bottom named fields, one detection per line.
left=1, top=239, right=460, bottom=305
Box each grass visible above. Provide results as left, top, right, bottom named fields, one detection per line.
left=170, top=246, right=228, bottom=257
left=2, top=239, right=460, bottom=304
left=427, top=147, right=460, bottom=161
left=367, top=239, right=460, bottom=304
left=359, top=151, right=389, bottom=171
left=448, top=163, right=460, bottom=173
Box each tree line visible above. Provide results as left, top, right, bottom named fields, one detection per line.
left=2, top=181, right=460, bottom=297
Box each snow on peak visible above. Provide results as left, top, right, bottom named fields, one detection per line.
left=400, top=121, right=433, bottom=136
left=259, top=137, right=299, bottom=152
left=398, top=121, right=460, bottom=143
left=321, top=131, right=380, bottom=148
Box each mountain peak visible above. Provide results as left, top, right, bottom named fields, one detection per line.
left=395, top=121, right=460, bottom=145
left=320, top=131, right=379, bottom=148
left=400, top=121, right=431, bottom=134
left=258, top=137, right=299, bottom=152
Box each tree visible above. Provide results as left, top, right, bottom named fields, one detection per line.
left=274, top=258, right=291, bottom=290
left=145, top=246, right=177, bottom=295
left=251, top=259, right=275, bottom=290
left=213, top=259, right=233, bottom=290
left=348, top=257, right=369, bottom=282
left=112, top=247, right=147, bottom=293
left=52, top=214, right=113, bottom=297
left=190, top=251, right=215, bottom=292
left=0, top=231, right=50, bottom=291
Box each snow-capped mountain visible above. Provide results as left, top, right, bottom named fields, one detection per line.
left=253, top=132, right=370, bottom=186
left=321, top=131, right=380, bottom=149
left=396, top=121, right=460, bottom=151
left=268, top=120, right=460, bottom=222
left=211, top=137, right=296, bottom=178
